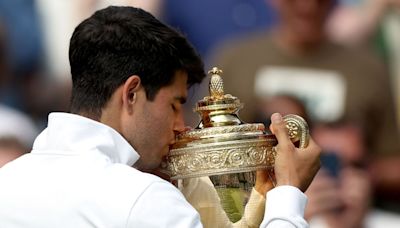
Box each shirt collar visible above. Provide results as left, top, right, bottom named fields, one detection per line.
left=32, top=112, right=139, bottom=166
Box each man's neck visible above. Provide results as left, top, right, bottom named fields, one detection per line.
left=77, top=111, right=100, bottom=121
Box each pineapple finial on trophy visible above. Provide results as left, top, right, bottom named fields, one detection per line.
left=208, top=67, right=224, bottom=100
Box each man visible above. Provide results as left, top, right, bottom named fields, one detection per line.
left=0, top=6, right=320, bottom=227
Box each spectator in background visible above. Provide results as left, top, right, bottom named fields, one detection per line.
left=309, top=122, right=400, bottom=227
left=0, top=20, right=38, bottom=167
left=211, top=0, right=400, bottom=210
left=308, top=123, right=370, bottom=228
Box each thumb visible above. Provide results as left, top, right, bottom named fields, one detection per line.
left=270, top=113, right=291, bottom=143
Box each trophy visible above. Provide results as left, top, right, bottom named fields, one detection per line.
left=160, top=67, right=310, bottom=227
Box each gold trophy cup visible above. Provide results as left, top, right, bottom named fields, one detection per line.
left=160, top=67, right=310, bottom=225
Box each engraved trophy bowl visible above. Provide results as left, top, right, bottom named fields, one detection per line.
left=160, top=67, right=310, bottom=226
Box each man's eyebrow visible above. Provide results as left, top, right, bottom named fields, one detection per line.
left=174, top=96, right=187, bottom=104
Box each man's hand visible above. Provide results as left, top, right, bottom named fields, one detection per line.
left=270, top=113, right=321, bottom=192
left=254, top=169, right=275, bottom=196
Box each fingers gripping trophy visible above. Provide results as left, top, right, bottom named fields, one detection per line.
left=160, top=67, right=310, bottom=227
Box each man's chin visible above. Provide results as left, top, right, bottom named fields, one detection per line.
left=134, top=159, right=162, bottom=173
left=145, top=163, right=171, bottom=181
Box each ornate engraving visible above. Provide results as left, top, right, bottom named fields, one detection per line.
left=177, top=123, right=265, bottom=140
left=194, top=103, right=243, bottom=112
left=163, top=138, right=276, bottom=180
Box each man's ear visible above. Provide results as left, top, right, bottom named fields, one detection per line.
left=122, top=75, right=141, bottom=113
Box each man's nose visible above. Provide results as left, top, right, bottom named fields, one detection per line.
left=173, top=112, right=185, bottom=134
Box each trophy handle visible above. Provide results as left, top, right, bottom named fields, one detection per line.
left=282, top=114, right=310, bottom=148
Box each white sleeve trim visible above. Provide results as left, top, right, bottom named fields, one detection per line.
left=261, top=185, right=308, bottom=228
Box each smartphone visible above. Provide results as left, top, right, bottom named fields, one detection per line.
left=320, top=152, right=341, bottom=177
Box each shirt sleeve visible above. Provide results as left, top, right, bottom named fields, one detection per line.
left=260, top=186, right=308, bottom=228
left=126, top=181, right=203, bottom=228
left=234, top=188, right=265, bottom=228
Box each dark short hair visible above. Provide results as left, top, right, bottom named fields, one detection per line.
left=69, top=6, right=205, bottom=118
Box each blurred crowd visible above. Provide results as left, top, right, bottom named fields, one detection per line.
left=1, top=0, right=400, bottom=227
